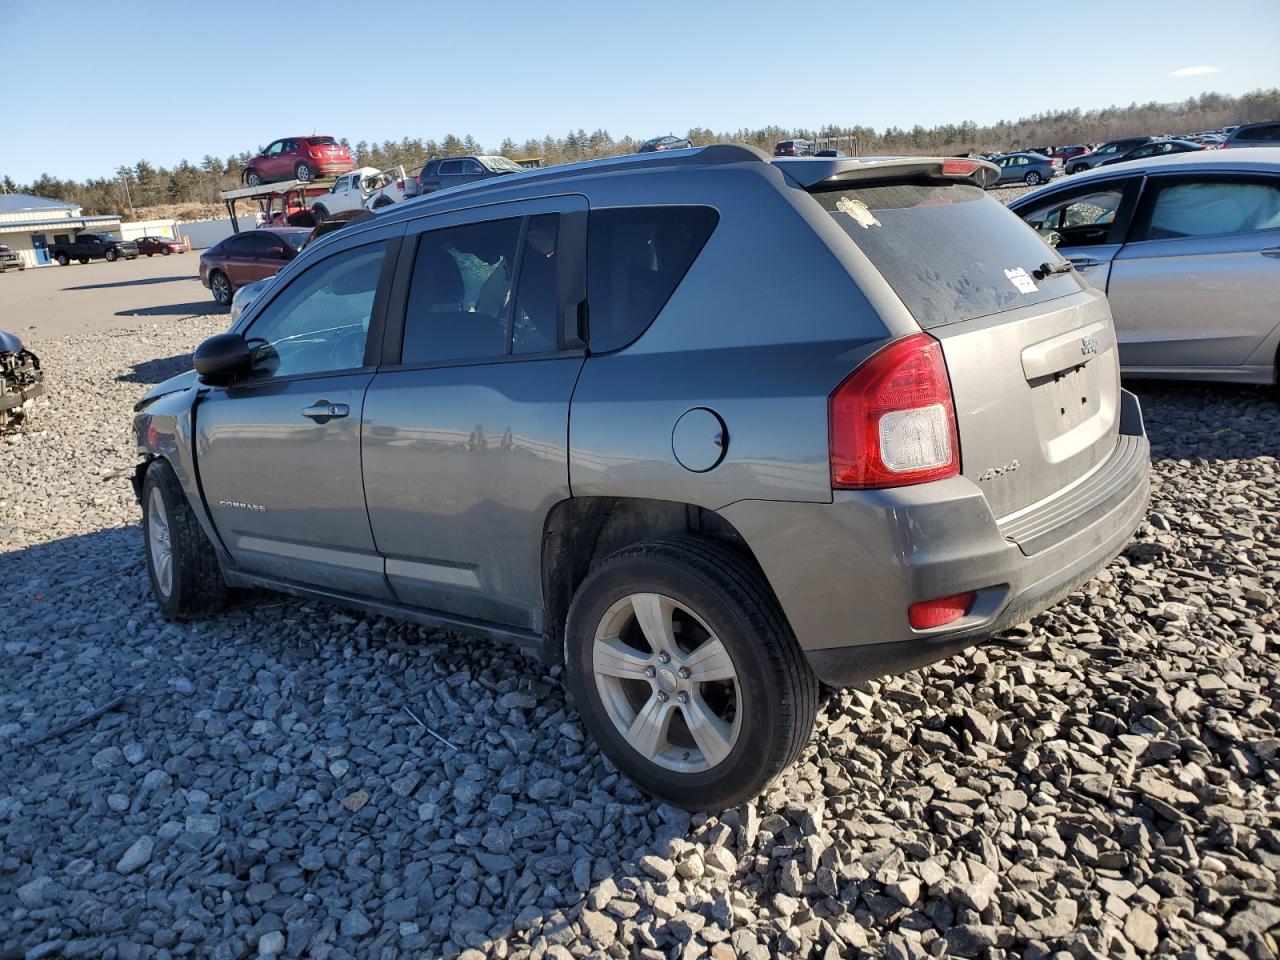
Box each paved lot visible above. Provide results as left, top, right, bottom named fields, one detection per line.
left=0, top=237, right=1277, bottom=959
left=1, top=255, right=221, bottom=341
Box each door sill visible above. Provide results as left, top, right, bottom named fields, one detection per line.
left=222, top=568, right=548, bottom=658
left=1121, top=365, right=1273, bottom=385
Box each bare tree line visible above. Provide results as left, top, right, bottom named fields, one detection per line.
left=4, top=88, right=1276, bottom=218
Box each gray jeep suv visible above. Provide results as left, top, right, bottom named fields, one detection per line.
left=132, top=145, right=1149, bottom=809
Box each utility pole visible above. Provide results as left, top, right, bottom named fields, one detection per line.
left=120, top=174, right=135, bottom=220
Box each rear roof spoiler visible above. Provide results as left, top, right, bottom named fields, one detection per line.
left=773, top=155, right=1001, bottom=190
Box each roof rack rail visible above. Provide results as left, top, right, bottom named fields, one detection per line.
left=394, top=143, right=770, bottom=211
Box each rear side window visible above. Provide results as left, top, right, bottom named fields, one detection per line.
left=402, top=218, right=521, bottom=364
left=1136, top=177, right=1280, bottom=240
left=586, top=206, right=719, bottom=352
left=1238, top=123, right=1280, bottom=142
left=813, top=182, right=1082, bottom=328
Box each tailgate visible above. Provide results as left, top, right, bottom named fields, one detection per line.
left=807, top=174, right=1122, bottom=519
left=932, top=291, right=1120, bottom=519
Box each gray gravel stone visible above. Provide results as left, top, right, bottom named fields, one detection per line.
left=114, top=836, right=154, bottom=874
left=1, top=299, right=1276, bottom=960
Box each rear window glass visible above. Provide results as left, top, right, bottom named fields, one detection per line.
left=813, top=182, right=1083, bottom=328
left=586, top=206, right=719, bottom=352
left=307, top=137, right=338, bottom=147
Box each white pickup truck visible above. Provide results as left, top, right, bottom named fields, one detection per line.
left=310, top=165, right=408, bottom=219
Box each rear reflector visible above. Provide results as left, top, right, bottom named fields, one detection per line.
left=941, top=158, right=980, bottom=176
left=909, top=592, right=976, bottom=629
left=829, top=333, right=960, bottom=488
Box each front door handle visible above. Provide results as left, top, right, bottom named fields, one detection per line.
left=1067, top=256, right=1102, bottom=269
left=1261, top=247, right=1280, bottom=259
left=301, top=400, right=349, bottom=422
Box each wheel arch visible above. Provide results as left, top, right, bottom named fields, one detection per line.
left=539, top=496, right=782, bottom=664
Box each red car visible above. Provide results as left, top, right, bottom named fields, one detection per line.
left=135, top=236, right=186, bottom=256
left=243, top=136, right=355, bottom=187
left=199, top=228, right=310, bottom=305
left=1049, top=145, right=1092, bottom=164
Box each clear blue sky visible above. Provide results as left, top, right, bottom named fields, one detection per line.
left=2, top=0, right=1277, bottom=184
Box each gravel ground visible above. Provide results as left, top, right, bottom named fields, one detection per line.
left=2, top=299, right=1278, bottom=960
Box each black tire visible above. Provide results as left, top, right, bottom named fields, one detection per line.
left=78, top=258, right=88, bottom=264
left=105, top=249, right=118, bottom=262
left=55, top=253, right=69, bottom=266
left=565, top=535, right=817, bottom=810
left=245, top=169, right=263, bottom=187
left=209, top=270, right=233, bottom=306
left=142, top=459, right=227, bottom=620
left=146, top=252, right=154, bottom=257
left=294, top=162, right=313, bottom=182
left=162, top=248, right=171, bottom=255
left=312, top=204, right=329, bottom=221
left=1024, top=171, right=1043, bottom=185
left=371, top=195, right=393, bottom=209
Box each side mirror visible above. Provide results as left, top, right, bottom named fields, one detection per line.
left=194, top=333, right=251, bottom=386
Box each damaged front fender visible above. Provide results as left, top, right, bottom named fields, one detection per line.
left=0, top=331, right=45, bottom=431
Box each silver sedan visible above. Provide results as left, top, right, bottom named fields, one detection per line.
left=1009, top=148, right=1280, bottom=384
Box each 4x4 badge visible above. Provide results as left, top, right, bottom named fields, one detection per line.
left=979, top=459, right=1020, bottom=482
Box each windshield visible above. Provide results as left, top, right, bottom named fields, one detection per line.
left=813, top=181, right=1083, bottom=328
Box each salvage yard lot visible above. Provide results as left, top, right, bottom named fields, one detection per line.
left=1, top=234, right=1278, bottom=958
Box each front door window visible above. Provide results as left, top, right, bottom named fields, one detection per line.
left=242, top=241, right=388, bottom=379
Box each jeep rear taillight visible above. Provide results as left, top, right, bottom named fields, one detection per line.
left=829, top=333, right=960, bottom=489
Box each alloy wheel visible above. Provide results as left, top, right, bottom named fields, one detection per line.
left=147, top=488, right=173, bottom=598
left=592, top=592, right=741, bottom=773
left=211, top=273, right=231, bottom=305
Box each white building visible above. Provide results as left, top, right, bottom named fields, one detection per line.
left=0, top=194, right=124, bottom=267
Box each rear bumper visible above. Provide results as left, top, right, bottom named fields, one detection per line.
left=720, top=389, right=1150, bottom=686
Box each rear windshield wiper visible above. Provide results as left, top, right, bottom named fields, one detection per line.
left=1034, top=260, right=1073, bottom=280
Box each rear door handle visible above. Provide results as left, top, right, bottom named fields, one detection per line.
left=301, top=400, right=349, bottom=421
left=1261, top=247, right=1280, bottom=259
left=1067, top=256, right=1102, bottom=269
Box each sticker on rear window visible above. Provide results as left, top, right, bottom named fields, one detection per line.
left=836, top=196, right=880, bottom=229
left=1004, top=267, right=1038, bottom=294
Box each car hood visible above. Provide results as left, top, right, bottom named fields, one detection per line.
left=136, top=369, right=198, bottom=410
left=0, top=330, right=25, bottom=354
